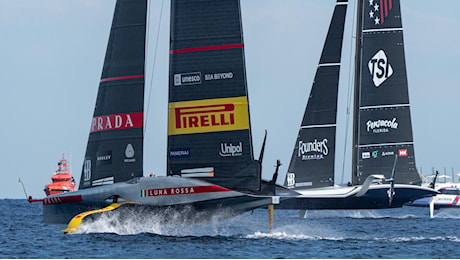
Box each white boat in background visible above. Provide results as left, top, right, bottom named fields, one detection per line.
left=408, top=171, right=460, bottom=209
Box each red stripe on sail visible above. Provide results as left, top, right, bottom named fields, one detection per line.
left=170, top=43, right=244, bottom=54
left=100, top=74, right=144, bottom=83
left=389, top=0, right=392, bottom=10
left=384, top=0, right=388, bottom=18
left=380, top=0, right=384, bottom=24
left=90, top=112, right=143, bottom=133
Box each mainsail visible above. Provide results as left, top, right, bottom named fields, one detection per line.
left=167, top=0, right=261, bottom=191
left=352, top=0, right=421, bottom=185
left=283, top=0, right=421, bottom=189
left=284, top=0, right=348, bottom=190
left=79, top=0, right=147, bottom=189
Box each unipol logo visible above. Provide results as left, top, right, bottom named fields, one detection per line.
left=368, top=50, right=393, bottom=87
left=219, top=142, right=243, bottom=157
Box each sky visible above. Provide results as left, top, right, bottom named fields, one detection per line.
left=1, top=0, right=459, bottom=199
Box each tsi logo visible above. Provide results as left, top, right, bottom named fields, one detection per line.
left=368, top=50, right=393, bottom=87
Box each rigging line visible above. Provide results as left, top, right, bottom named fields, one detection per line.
left=144, top=0, right=165, bottom=135
left=340, top=0, right=357, bottom=184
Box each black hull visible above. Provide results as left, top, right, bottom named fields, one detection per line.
left=275, top=185, right=437, bottom=210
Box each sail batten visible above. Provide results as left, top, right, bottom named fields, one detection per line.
left=100, top=74, right=145, bottom=83
left=301, top=124, right=337, bottom=129
left=359, top=142, right=414, bottom=148
left=360, top=104, right=409, bottom=110
left=171, top=43, right=244, bottom=54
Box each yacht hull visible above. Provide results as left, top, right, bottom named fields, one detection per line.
left=275, top=184, right=438, bottom=209
left=43, top=176, right=273, bottom=225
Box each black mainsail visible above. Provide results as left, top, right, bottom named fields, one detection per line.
left=283, top=0, right=421, bottom=189
left=275, top=0, right=436, bottom=210
left=167, top=0, right=261, bottom=191
left=352, top=0, right=421, bottom=185
left=284, top=0, right=348, bottom=190
left=79, top=0, right=146, bottom=189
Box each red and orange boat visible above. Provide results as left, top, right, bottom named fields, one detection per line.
left=44, top=155, right=76, bottom=196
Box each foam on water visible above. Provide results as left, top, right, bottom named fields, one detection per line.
left=301, top=208, right=421, bottom=219
left=75, top=205, right=241, bottom=236
left=432, top=208, right=460, bottom=219
left=245, top=231, right=346, bottom=241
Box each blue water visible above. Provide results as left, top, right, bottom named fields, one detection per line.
left=1, top=199, right=459, bottom=259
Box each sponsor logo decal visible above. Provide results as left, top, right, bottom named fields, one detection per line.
left=96, top=151, right=112, bottom=166
left=140, top=185, right=230, bottom=197
left=398, top=149, right=408, bottom=157
left=382, top=151, right=395, bottom=157
left=83, top=159, right=91, bottom=181
left=362, top=152, right=371, bottom=159
left=368, top=50, right=393, bottom=87
left=286, top=172, right=296, bottom=187
left=219, top=142, right=243, bottom=157
left=124, top=144, right=136, bottom=163
left=174, top=72, right=201, bottom=86
left=366, top=117, right=398, bottom=133
left=169, top=148, right=190, bottom=158
left=168, top=97, right=249, bottom=135
left=204, top=72, right=234, bottom=81
left=298, top=139, right=329, bottom=160
left=90, top=112, right=143, bottom=133
left=368, top=0, right=393, bottom=25
left=372, top=150, right=379, bottom=158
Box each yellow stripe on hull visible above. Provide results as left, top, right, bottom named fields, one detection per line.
left=62, top=202, right=130, bottom=233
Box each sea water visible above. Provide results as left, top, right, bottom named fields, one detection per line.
left=1, top=199, right=459, bottom=259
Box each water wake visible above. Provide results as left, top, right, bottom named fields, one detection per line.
left=76, top=205, right=240, bottom=236
left=300, top=209, right=421, bottom=219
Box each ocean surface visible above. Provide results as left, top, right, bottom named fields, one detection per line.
left=1, top=199, right=459, bottom=259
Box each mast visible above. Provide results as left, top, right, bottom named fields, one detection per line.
left=167, top=0, right=261, bottom=191
left=352, top=0, right=421, bottom=185
left=284, top=0, right=348, bottom=189
left=351, top=0, right=364, bottom=185
left=79, top=0, right=147, bottom=189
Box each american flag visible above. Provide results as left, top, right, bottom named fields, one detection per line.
left=368, top=0, right=393, bottom=25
